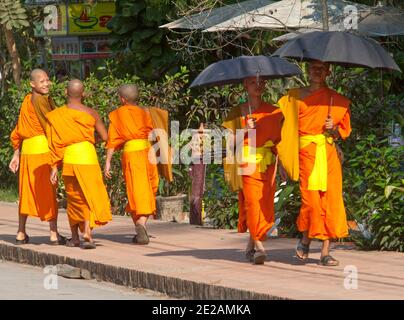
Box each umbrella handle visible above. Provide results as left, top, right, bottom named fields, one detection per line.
left=327, top=95, right=333, bottom=118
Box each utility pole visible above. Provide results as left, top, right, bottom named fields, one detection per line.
left=321, top=0, right=329, bottom=31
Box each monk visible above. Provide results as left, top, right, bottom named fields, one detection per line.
left=9, top=69, right=65, bottom=245
left=222, top=77, right=283, bottom=264
left=46, top=79, right=112, bottom=249
left=104, top=84, right=169, bottom=245
left=277, top=60, right=351, bottom=266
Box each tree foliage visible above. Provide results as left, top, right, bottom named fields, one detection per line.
left=0, top=0, right=29, bottom=30
left=107, top=0, right=189, bottom=79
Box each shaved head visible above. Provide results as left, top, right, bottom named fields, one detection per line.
left=30, top=68, right=48, bottom=82
left=67, top=79, right=84, bottom=98
left=30, top=69, right=51, bottom=95
left=118, top=84, right=139, bottom=104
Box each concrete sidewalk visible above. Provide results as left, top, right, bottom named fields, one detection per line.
left=1, top=202, right=403, bottom=300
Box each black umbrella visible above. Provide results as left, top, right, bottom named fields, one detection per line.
left=273, top=31, right=401, bottom=72
left=190, top=55, right=302, bottom=89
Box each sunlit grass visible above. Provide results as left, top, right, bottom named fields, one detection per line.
left=0, top=187, right=18, bottom=202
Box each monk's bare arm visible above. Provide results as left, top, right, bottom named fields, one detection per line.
left=9, top=149, right=20, bottom=173
left=104, top=148, right=114, bottom=179
left=92, top=111, right=108, bottom=142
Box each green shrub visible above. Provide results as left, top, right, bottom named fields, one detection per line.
left=0, top=80, right=31, bottom=188
left=204, top=164, right=239, bottom=229
left=344, top=135, right=404, bottom=252
left=276, top=181, right=301, bottom=237
left=158, top=164, right=191, bottom=197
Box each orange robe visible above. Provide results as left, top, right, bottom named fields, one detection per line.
left=106, top=105, right=159, bottom=218
left=278, top=87, right=351, bottom=240
left=10, top=94, right=57, bottom=221
left=223, top=103, right=283, bottom=241
left=46, top=106, right=112, bottom=230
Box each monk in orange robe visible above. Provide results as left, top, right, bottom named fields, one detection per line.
left=222, top=77, right=283, bottom=264
left=277, top=61, right=351, bottom=266
left=9, top=69, right=65, bottom=245
left=46, top=79, right=112, bottom=249
left=104, top=84, right=160, bottom=245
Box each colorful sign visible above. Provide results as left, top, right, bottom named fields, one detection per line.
left=79, top=36, right=112, bottom=59
left=33, top=2, right=115, bottom=37
left=51, top=36, right=112, bottom=60
left=51, top=37, right=80, bottom=60
left=68, top=2, right=115, bottom=35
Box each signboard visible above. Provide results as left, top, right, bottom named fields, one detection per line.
left=34, top=2, right=115, bottom=37
left=68, top=2, right=115, bottom=35
left=51, top=36, right=112, bottom=60
left=51, top=37, right=80, bottom=60
left=79, top=36, right=112, bottom=59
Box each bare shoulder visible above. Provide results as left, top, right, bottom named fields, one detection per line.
left=83, top=106, right=100, bottom=120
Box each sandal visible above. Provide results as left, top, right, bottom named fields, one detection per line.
left=82, top=241, right=96, bottom=249
left=253, top=250, right=267, bottom=265
left=65, top=239, right=80, bottom=248
left=133, top=224, right=149, bottom=245
left=49, top=234, right=67, bottom=246
left=296, top=239, right=310, bottom=261
left=245, top=249, right=256, bottom=262
left=15, top=234, right=29, bottom=245
left=319, top=255, right=339, bottom=266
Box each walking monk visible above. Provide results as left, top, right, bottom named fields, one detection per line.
left=9, top=69, right=65, bottom=245
left=104, top=84, right=171, bottom=245
left=46, top=79, right=112, bottom=249
left=222, top=77, right=283, bottom=264
left=277, top=61, right=351, bottom=266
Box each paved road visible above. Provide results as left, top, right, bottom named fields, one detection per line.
left=1, top=202, right=403, bottom=299
left=0, top=260, right=170, bottom=300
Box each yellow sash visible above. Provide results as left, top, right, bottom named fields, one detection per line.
left=242, top=140, right=275, bottom=173
left=300, top=134, right=333, bottom=191
left=222, top=106, right=243, bottom=191
left=64, top=141, right=99, bottom=165
left=276, top=91, right=300, bottom=181
left=123, top=139, right=151, bottom=153
left=21, top=135, right=49, bottom=155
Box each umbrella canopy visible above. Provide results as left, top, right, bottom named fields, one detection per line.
left=358, top=6, right=404, bottom=37
left=190, top=55, right=301, bottom=88
left=203, top=0, right=370, bottom=32
left=273, top=31, right=401, bottom=72
left=160, top=0, right=275, bottom=30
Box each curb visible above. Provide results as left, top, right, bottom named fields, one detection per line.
left=0, top=243, right=287, bottom=300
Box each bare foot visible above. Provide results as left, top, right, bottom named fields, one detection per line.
left=49, top=231, right=59, bottom=242
left=82, top=233, right=93, bottom=243
left=16, top=232, right=27, bottom=241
